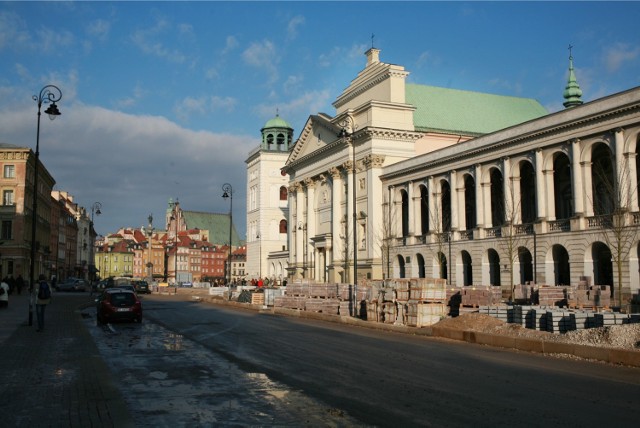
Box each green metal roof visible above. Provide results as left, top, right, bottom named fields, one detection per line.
left=406, top=83, right=548, bottom=136
left=263, top=114, right=293, bottom=130
left=182, top=211, right=240, bottom=247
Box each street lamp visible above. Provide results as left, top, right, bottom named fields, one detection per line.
left=145, top=214, right=154, bottom=283
left=338, top=114, right=358, bottom=316
left=256, top=232, right=261, bottom=278
left=222, top=183, right=233, bottom=286
left=89, top=202, right=102, bottom=293
left=297, top=221, right=307, bottom=277
left=29, top=85, right=61, bottom=326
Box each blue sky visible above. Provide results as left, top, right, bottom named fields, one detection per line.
left=1, top=1, right=639, bottom=239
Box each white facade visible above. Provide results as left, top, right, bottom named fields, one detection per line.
left=245, top=116, right=292, bottom=280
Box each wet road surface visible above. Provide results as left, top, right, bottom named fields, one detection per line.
left=82, top=304, right=362, bottom=427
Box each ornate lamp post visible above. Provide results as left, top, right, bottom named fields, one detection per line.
left=297, top=221, right=307, bottom=277
left=29, top=85, right=61, bottom=326
left=89, top=202, right=102, bottom=294
left=338, top=114, right=358, bottom=316
left=145, top=214, right=154, bottom=283
left=222, top=183, right=233, bottom=286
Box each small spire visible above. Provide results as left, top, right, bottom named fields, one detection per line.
left=563, top=44, right=583, bottom=109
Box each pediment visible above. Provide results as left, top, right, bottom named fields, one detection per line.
left=286, top=115, right=341, bottom=166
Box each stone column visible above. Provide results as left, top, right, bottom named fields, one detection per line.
left=305, top=177, right=315, bottom=279
left=475, top=164, right=484, bottom=228
left=450, top=170, right=459, bottom=231
left=535, top=149, right=546, bottom=219
left=329, top=167, right=343, bottom=272
left=571, top=139, right=584, bottom=215
left=543, top=169, right=556, bottom=221
left=295, top=182, right=304, bottom=272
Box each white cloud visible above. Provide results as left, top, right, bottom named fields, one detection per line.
left=287, top=15, right=305, bottom=40
left=0, top=102, right=256, bottom=236
left=130, top=18, right=187, bottom=63
left=86, top=19, right=110, bottom=41
left=242, top=40, right=279, bottom=84
left=604, top=43, right=640, bottom=73
left=0, top=11, right=30, bottom=51
left=222, top=35, right=238, bottom=55
left=211, top=96, right=237, bottom=112
left=255, top=89, right=331, bottom=120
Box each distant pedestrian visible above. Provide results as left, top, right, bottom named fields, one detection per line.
left=36, top=274, right=52, bottom=332
left=16, top=275, right=25, bottom=295
left=0, top=279, right=9, bottom=308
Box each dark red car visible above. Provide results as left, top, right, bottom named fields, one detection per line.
left=96, top=288, right=142, bottom=324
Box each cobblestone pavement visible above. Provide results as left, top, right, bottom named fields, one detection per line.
left=81, top=301, right=362, bottom=427
left=0, top=291, right=362, bottom=427
left=0, top=292, right=134, bottom=427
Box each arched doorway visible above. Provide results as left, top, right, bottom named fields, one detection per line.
left=591, top=144, right=614, bottom=215
left=461, top=250, right=473, bottom=286
left=441, top=181, right=451, bottom=232
left=416, top=253, right=426, bottom=278
left=420, top=185, right=429, bottom=235
left=490, top=169, right=505, bottom=226
left=437, top=252, right=447, bottom=280
left=401, top=190, right=409, bottom=239
left=488, top=249, right=501, bottom=286
left=464, top=175, right=476, bottom=230
left=552, top=244, right=570, bottom=285
left=518, top=247, right=533, bottom=285
left=592, top=242, right=613, bottom=293
left=553, top=153, right=573, bottom=219
left=397, top=255, right=406, bottom=278
left=520, top=162, right=536, bottom=224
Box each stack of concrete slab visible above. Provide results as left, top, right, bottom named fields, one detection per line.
left=308, top=283, right=338, bottom=298
left=545, top=310, right=576, bottom=333
left=406, top=303, right=447, bottom=327
left=273, top=295, right=306, bottom=310
left=304, top=298, right=340, bottom=314
left=479, top=305, right=510, bottom=322
left=536, top=286, right=567, bottom=306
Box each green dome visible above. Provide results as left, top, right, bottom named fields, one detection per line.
left=263, top=114, right=292, bottom=130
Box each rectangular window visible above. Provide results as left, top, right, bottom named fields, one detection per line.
left=3, top=190, right=14, bottom=206
left=1, top=220, right=12, bottom=240
left=3, top=165, right=15, bottom=178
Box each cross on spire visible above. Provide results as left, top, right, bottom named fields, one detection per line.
left=371, top=33, right=375, bottom=49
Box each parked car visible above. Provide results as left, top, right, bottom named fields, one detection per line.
left=95, top=288, right=142, bottom=324
left=132, top=280, right=150, bottom=294
left=56, top=278, right=88, bottom=292
left=115, top=283, right=136, bottom=294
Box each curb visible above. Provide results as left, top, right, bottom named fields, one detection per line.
left=193, top=294, right=640, bottom=367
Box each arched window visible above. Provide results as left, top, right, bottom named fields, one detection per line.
left=279, top=219, right=288, bottom=234
left=279, top=186, right=287, bottom=201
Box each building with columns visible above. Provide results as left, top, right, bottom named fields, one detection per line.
left=245, top=115, right=293, bottom=281
left=381, top=55, right=640, bottom=304
left=281, top=48, right=546, bottom=285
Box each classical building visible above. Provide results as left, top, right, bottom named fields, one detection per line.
left=381, top=61, right=640, bottom=304
left=245, top=115, right=293, bottom=281
left=281, top=48, right=546, bottom=285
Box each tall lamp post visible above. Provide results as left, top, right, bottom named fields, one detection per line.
left=338, top=114, right=358, bottom=316
left=89, top=202, right=102, bottom=294
left=145, top=214, right=154, bottom=283
left=222, top=183, right=233, bottom=286
left=29, top=85, right=61, bottom=326
left=297, top=222, right=307, bottom=277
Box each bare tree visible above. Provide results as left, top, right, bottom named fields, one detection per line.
left=496, top=178, right=531, bottom=302
left=592, top=156, right=639, bottom=308
left=372, top=199, right=396, bottom=280
left=428, top=190, right=450, bottom=281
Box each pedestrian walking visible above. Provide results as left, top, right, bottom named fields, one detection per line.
left=0, top=279, right=8, bottom=308
left=35, top=274, right=52, bottom=332
left=15, top=274, right=25, bottom=295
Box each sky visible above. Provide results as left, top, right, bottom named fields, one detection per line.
left=1, top=1, right=639, bottom=240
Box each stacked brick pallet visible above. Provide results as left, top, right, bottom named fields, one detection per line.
left=273, top=280, right=370, bottom=316
left=478, top=305, right=510, bottom=323
left=460, top=286, right=502, bottom=307
left=536, top=286, right=567, bottom=306
left=566, top=285, right=611, bottom=309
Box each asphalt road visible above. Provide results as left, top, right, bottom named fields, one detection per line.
left=87, top=294, right=640, bottom=427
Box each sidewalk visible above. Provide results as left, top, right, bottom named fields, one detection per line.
left=0, top=291, right=134, bottom=427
